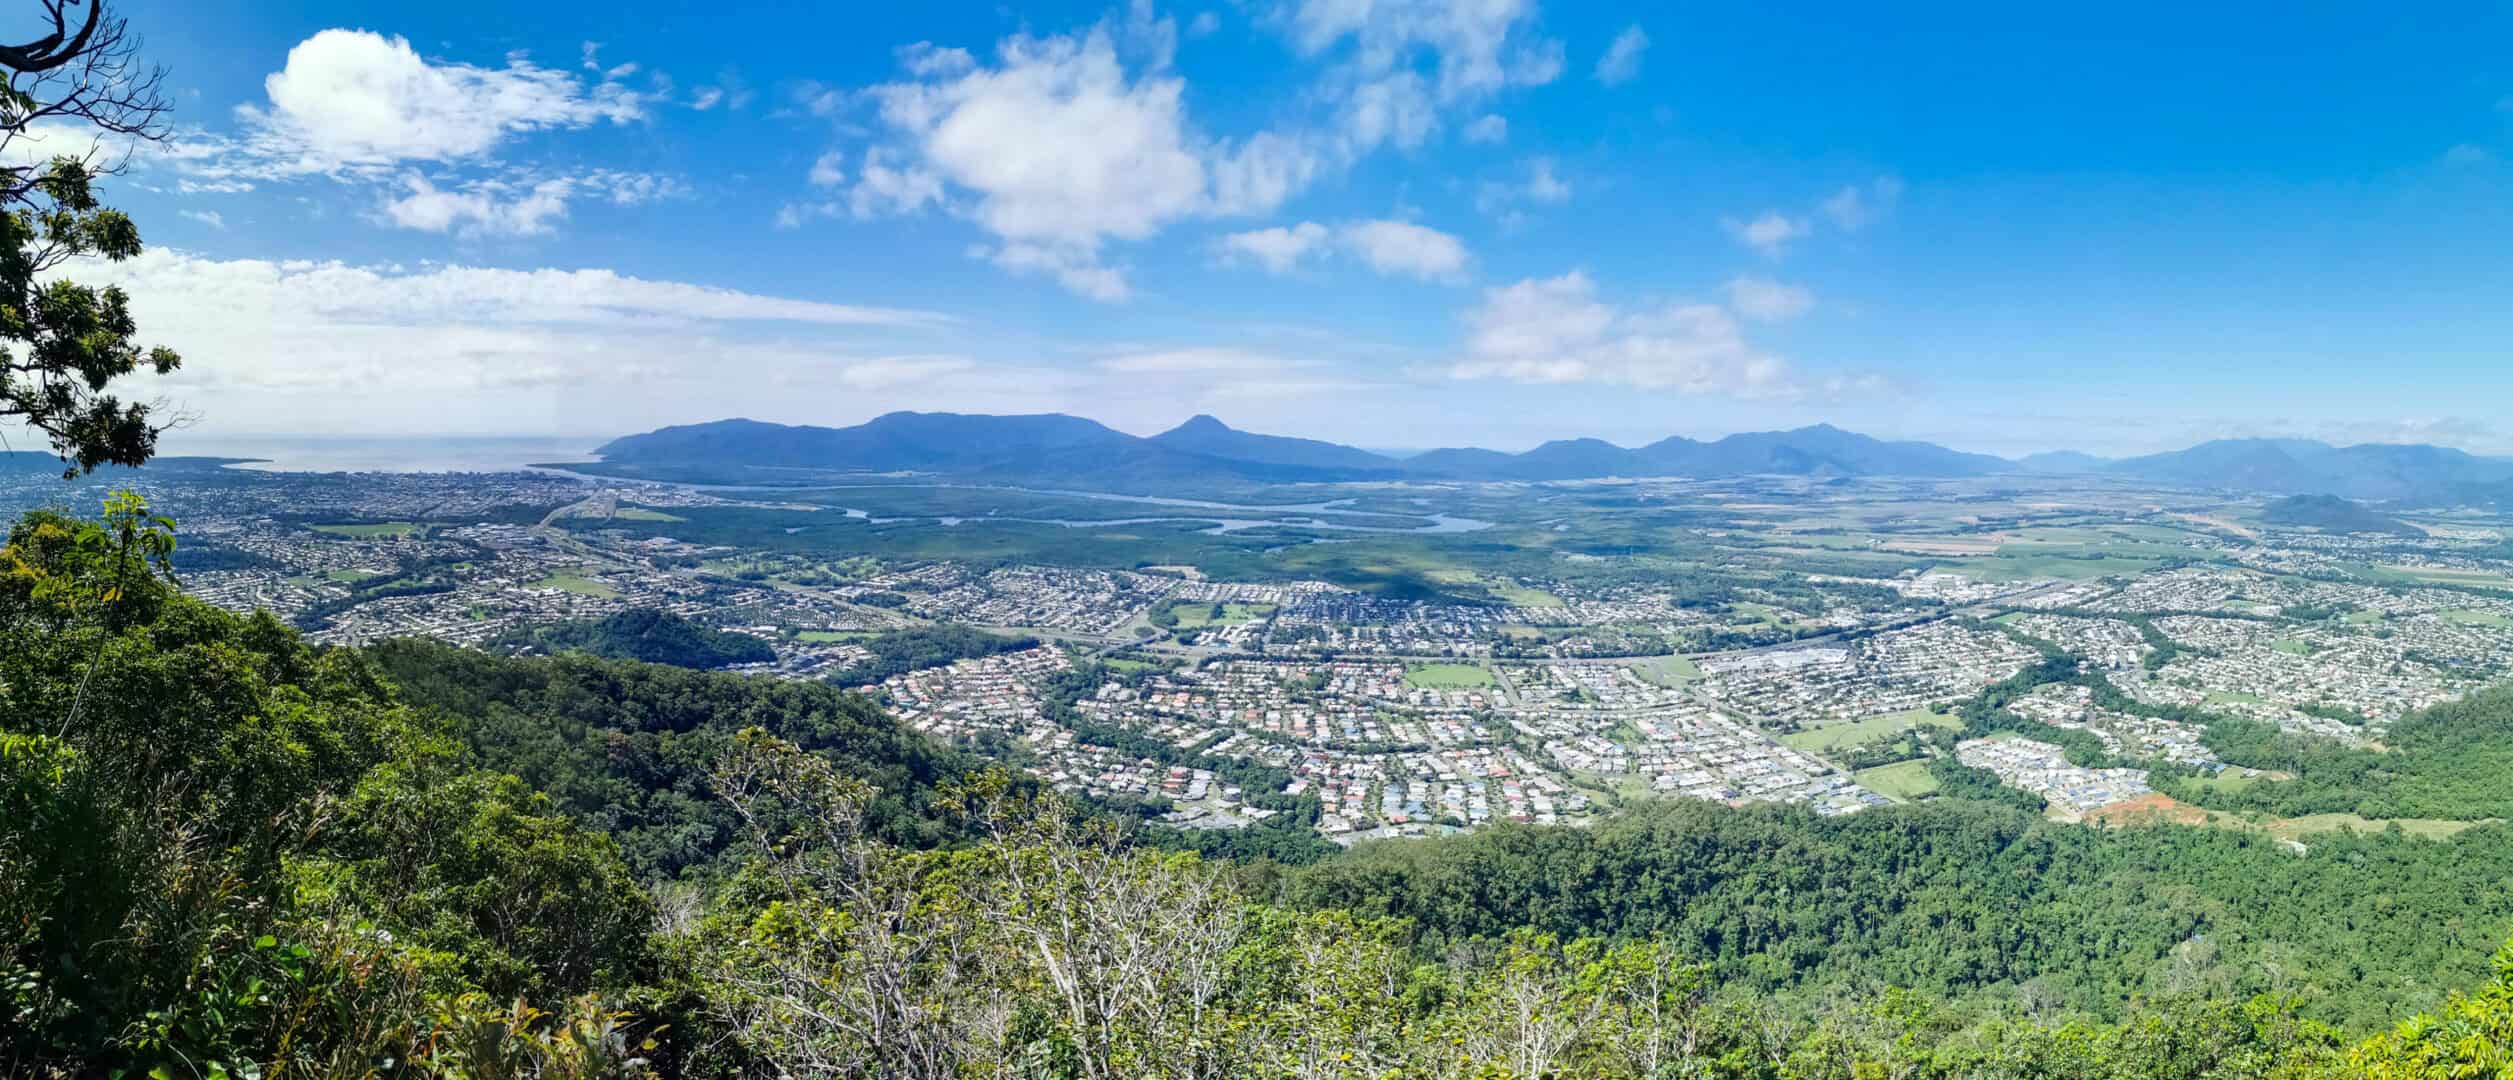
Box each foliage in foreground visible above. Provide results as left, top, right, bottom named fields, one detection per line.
left=9, top=501, right=2513, bottom=1078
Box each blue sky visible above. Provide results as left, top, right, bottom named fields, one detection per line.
left=32, top=0, right=2513, bottom=456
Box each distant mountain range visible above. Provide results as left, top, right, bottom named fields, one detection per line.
left=584, top=414, right=2513, bottom=505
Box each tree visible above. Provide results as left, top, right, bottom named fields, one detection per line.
left=0, top=0, right=180, bottom=475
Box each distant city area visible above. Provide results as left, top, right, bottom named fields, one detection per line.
left=20, top=427, right=2510, bottom=848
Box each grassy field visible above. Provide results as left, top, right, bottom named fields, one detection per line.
left=1165, top=601, right=1277, bottom=628
left=323, top=569, right=379, bottom=583
left=1855, top=759, right=1941, bottom=802
left=1633, top=654, right=1702, bottom=688
left=793, top=629, right=865, bottom=643
left=311, top=522, right=427, bottom=539
left=532, top=572, right=620, bottom=599
left=2442, top=608, right=2513, bottom=627
left=612, top=507, right=686, bottom=522
left=2272, top=637, right=2313, bottom=656
left=1780, top=709, right=1959, bottom=752
left=2370, top=564, right=2513, bottom=589
left=1405, top=663, right=1495, bottom=689
left=1957, top=553, right=2162, bottom=583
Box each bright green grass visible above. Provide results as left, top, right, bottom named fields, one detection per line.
left=2343, top=610, right=2388, bottom=625
left=1167, top=601, right=1277, bottom=629
left=613, top=507, right=686, bottom=522
left=532, top=573, right=620, bottom=598
left=1488, top=582, right=1565, bottom=608
left=311, top=522, right=427, bottom=539
left=1404, top=663, right=1495, bottom=689
left=2272, top=638, right=2314, bottom=656
left=323, top=569, right=379, bottom=583
left=1958, top=553, right=2162, bottom=583
left=793, top=630, right=866, bottom=643
left=2442, top=609, right=2513, bottom=628
left=1634, top=654, right=1702, bottom=688
left=1780, top=709, right=1960, bottom=752
left=1855, top=759, right=1941, bottom=802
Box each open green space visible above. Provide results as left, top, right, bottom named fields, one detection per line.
left=1780, top=709, right=1960, bottom=752
left=2272, top=638, right=2314, bottom=656
left=612, top=507, right=686, bottom=522
left=310, top=521, right=428, bottom=539
left=793, top=629, right=867, bottom=644
left=1633, top=654, right=1702, bottom=687
left=1404, top=663, right=1495, bottom=689
left=1161, top=600, right=1277, bottom=628
left=2443, top=608, right=2513, bottom=627
left=1957, top=552, right=2164, bottom=583
left=531, top=572, right=621, bottom=598
left=1855, top=759, right=1941, bottom=802
left=323, top=569, right=379, bottom=583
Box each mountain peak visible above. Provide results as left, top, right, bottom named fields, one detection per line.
left=1165, top=414, right=1234, bottom=436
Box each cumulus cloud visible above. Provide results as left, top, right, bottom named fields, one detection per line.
left=1217, top=219, right=1469, bottom=281
left=1819, top=175, right=1904, bottom=231
left=382, top=175, right=574, bottom=236
left=1339, top=219, right=1470, bottom=280
left=379, top=170, right=683, bottom=237
left=1725, top=212, right=1808, bottom=258
left=1593, top=26, right=1649, bottom=86
left=844, top=20, right=1226, bottom=299
left=179, top=209, right=227, bottom=229
left=236, top=29, right=648, bottom=174
left=1723, top=276, right=1813, bottom=321
left=1463, top=113, right=1507, bottom=143
left=1288, top=0, right=1561, bottom=155
left=1476, top=157, right=1571, bottom=222
left=797, top=2, right=1558, bottom=297
left=1451, top=271, right=1792, bottom=395
left=1219, top=222, right=1330, bottom=273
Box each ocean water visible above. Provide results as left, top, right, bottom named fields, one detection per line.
left=156, top=435, right=606, bottom=474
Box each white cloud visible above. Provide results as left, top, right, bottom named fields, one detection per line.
left=383, top=174, right=574, bottom=236
left=1220, top=221, right=1330, bottom=273
left=857, top=20, right=1216, bottom=299
left=45, top=249, right=953, bottom=433
left=1340, top=219, right=1470, bottom=280
left=987, top=242, right=1133, bottom=301
left=378, top=170, right=681, bottom=237
left=1463, top=113, right=1507, bottom=143
left=2444, top=143, right=2489, bottom=165
left=1451, top=271, right=1792, bottom=394
left=1218, top=219, right=1468, bottom=281
left=1725, top=211, right=1808, bottom=257
left=1286, top=0, right=1559, bottom=154
left=1477, top=156, right=1571, bottom=220
left=1593, top=26, right=1649, bottom=86
left=1820, top=176, right=1904, bottom=230
left=808, top=149, right=847, bottom=187
left=237, top=29, right=647, bottom=173
left=1723, top=276, right=1813, bottom=321
left=180, top=209, right=227, bottom=229
left=1187, top=11, right=1222, bottom=37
